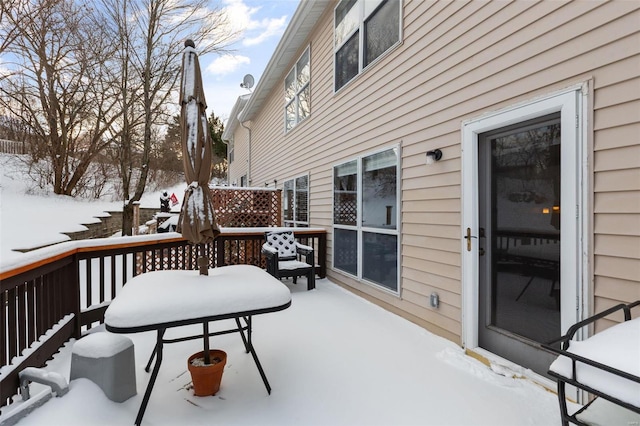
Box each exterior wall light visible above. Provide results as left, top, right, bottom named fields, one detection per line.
left=426, top=149, right=443, bottom=165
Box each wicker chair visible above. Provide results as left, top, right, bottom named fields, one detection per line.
left=261, top=230, right=315, bottom=290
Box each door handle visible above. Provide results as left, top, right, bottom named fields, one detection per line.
left=464, top=227, right=477, bottom=251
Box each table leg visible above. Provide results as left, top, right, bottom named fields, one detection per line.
left=235, top=317, right=250, bottom=353
left=248, top=341, right=272, bottom=395
left=515, top=275, right=536, bottom=301
left=238, top=316, right=271, bottom=395
left=135, top=328, right=165, bottom=426
left=144, top=347, right=156, bottom=373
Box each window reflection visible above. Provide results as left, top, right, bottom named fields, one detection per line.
left=333, top=160, right=357, bottom=226
left=334, top=228, right=358, bottom=276
left=362, top=149, right=397, bottom=229
left=363, top=232, right=397, bottom=290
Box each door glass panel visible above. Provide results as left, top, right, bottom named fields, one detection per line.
left=490, top=117, right=561, bottom=344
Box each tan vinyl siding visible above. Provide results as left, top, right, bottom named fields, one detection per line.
left=229, top=0, right=640, bottom=341
left=229, top=131, right=249, bottom=185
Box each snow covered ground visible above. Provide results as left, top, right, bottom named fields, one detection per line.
left=0, top=154, right=184, bottom=266
left=0, top=153, right=568, bottom=425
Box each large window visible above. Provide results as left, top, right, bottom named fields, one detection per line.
left=285, top=47, right=310, bottom=132
left=283, top=174, right=309, bottom=227
left=333, top=147, right=399, bottom=292
left=334, top=0, right=401, bottom=91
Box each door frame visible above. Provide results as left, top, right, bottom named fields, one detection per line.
left=461, top=85, right=589, bottom=357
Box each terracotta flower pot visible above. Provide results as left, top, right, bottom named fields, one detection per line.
left=187, top=350, right=227, bottom=396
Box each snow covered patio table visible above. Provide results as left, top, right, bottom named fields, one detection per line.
left=104, top=265, right=292, bottom=425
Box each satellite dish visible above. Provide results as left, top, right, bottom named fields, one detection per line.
left=240, top=74, right=254, bottom=90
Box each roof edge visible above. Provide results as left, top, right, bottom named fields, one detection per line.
left=222, top=94, right=250, bottom=141
left=238, top=0, right=330, bottom=123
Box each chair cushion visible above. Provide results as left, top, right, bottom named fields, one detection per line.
left=278, top=260, right=312, bottom=271
left=266, top=231, right=297, bottom=259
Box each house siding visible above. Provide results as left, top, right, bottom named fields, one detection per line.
left=228, top=0, right=640, bottom=341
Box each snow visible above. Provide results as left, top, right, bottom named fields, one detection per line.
left=104, top=266, right=291, bottom=329
left=19, top=368, right=68, bottom=393
left=72, top=333, right=133, bottom=359
left=0, top=153, right=185, bottom=267
left=183, top=183, right=212, bottom=226
left=549, top=317, right=640, bottom=407
left=1, top=152, right=569, bottom=425
left=3, top=279, right=564, bottom=426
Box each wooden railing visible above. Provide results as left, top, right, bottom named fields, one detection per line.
left=0, top=228, right=326, bottom=412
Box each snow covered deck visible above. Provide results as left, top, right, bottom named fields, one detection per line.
left=3, top=278, right=565, bottom=426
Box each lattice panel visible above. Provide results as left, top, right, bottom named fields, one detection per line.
left=334, top=194, right=357, bottom=225
left=210, top=187, right=281, bottom=227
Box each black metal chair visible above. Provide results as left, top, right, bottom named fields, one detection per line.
left=261, top=230, right=315, bottom=290
left=543, top=300, right=640, bottom=426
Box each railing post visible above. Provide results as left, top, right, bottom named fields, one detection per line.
left=71, top=254, right=82, bottom=339
left=318, top=232, right=327, bottom=278
left=216, top=237, right=225, bottom=267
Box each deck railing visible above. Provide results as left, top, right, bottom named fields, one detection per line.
left=0, top=228, right=326, bottom=412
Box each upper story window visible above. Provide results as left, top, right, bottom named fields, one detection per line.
left=285, top=47, right=310, bottom=132
left=334, top=0, right=401, bottom=91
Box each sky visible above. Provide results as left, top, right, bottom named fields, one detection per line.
left=0, top=0, right=301, bottom=127
left=202, top=0, right=301, bottom=124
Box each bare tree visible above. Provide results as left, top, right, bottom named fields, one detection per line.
left=101, top=0, right=237, bottom=235
left=0, top=0, right=122, bottom=195
left=0, top=0, right=25, bottom=54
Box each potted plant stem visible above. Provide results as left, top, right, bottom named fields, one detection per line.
left=187, top=323, right=226, bottom=396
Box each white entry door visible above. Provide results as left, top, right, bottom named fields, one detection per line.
left=461, top=88, right=586, bottom=378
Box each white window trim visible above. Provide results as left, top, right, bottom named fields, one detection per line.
left=284, top=46, right=311, bottom=133
left=460, top=85, right=588, bottom=353
left=333, top=0, right=403, bottom=93
left=283, top=173, right=310, bottom=227
left=332, top=145, right=401, bottom=295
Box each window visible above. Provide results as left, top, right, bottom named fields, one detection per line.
left=333, top=147, right=399, bottom=292
left=334, top=0, right=401, bottom=91
left=228, top=139, right=234, bottom=164
left=240, top=175, right=247, bottom=187
left=283, top=174, right=309, bottom=227
left=285, top=47, right=310, bottom=132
